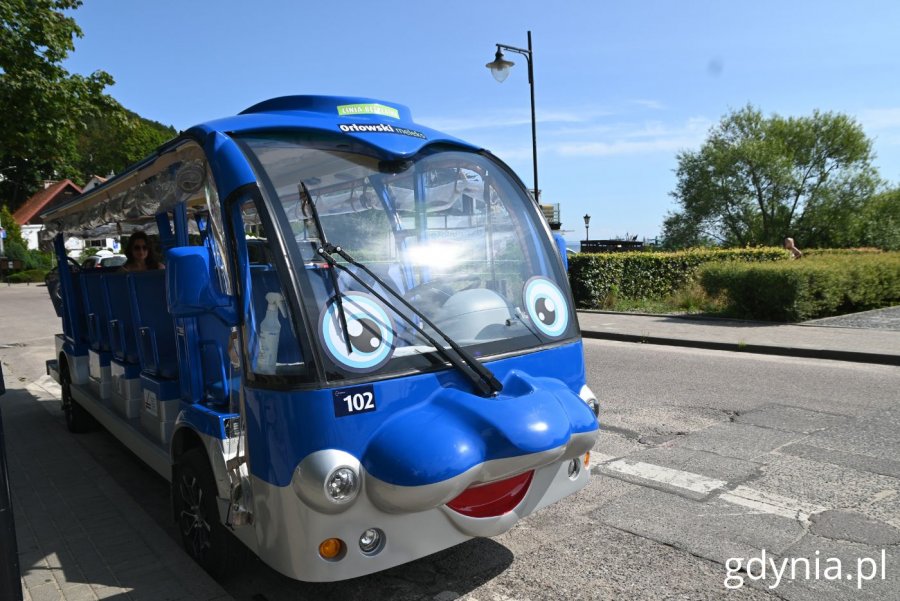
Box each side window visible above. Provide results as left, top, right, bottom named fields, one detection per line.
left=235, top=198, right=305, bottom=377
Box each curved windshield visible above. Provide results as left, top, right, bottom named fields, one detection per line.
left=239, top=132, right=577, bottom=381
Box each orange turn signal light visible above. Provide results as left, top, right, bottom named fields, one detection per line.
left=583, top=452, right=591, bottom=468
left=319, top=538, right=344, bottom=560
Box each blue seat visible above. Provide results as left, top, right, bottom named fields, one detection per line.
left=64, top=270, right=90, bottom=348
left=81, top=272, right=112, bottom=352
left=129, top=270, right=178, bottom=379
left=104, top=274, right=140, bottom=364
left=194, top=311, right=236, bottom=406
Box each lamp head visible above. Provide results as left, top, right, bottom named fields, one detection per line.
left=583, top=214, right=591, bottom=226
left=486, top=49, right=515, bottom=82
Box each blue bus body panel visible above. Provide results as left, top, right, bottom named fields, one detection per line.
left=244, top=341, right=593, bottom=487
left=176, top=403, right=238, bottom=441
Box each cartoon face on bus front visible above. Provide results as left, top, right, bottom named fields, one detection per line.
left=238, top=133, right=579, bottom=382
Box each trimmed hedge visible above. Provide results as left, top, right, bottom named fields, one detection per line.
left=4, top=269, right=49, bottom=284
left=804, top=248, right=885, bottom=256
left=699, top=253, right=900, bottom=321
left=568, top=247, right=788, bottom=308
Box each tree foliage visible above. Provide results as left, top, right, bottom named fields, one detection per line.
left=1, top=204, right=52, bottom=268
left=0, top=1, right=176, bottom=210
left=0, top=204, right=23, bottom=244
left=0, top=1, right=115, bottom=205
left=851, top=188, right=900, bottom=250
left=662, top=106, right=881, bottom=249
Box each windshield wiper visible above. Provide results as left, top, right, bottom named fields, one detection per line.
left=299, top=181, right=352, bottom=355
left=317, top=243, right=504, bottom=397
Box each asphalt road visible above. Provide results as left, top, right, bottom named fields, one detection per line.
left=2, top=284, right=898, bottom=600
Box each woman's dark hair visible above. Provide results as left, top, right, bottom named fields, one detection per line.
left=124, top=231, right=161, bottom=269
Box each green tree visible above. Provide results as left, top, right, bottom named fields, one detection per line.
left=0, top=0, right=118, bottom=208
left=662, top=106, right=879, bottom=248
left=0, top=205, right=23, bottom=244
left=1, top=204, right=51, bottom=268
left=851, top=188, right=900, bottom=250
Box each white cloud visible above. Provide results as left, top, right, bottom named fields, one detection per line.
left=427, top=102, right=713, bottom=159
left=547, top=116, right=712, bottom=157
left=421, top=107, right=614, bottom=134
left=859, top=107, right=900, bottom=134
left=554, top=136, right=700, bottom=157
left=632, top=99, right=666, bottom=110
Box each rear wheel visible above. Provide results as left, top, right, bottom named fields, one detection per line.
left=173, top=448, right=237, bottom=578
left=60, top=360, right=92, bottom=433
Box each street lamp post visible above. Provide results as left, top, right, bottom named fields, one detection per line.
left=583, top=214, right=591, bottom=242
left=486, top=31, right=539, bottom=202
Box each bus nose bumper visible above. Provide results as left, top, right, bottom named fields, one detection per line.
left=362, top=370, right=599, bottom=513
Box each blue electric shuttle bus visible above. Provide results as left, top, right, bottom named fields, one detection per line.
left=42, top=96, right=600, bottom=582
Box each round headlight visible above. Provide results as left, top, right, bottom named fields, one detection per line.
left=326, top=467, right=359, bottom=503
left=292, top=450, right=363, bottom=513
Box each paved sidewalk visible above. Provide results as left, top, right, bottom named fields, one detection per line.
left=3, top=377, right=233, bottom=601
left=578, top=308, right=900, bottom=365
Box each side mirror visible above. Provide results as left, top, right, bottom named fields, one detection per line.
left=553, top=233, right=569, bottom=271
left=166, top=247, right=238, bottom=326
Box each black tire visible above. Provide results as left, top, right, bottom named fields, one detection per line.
left=173, top=448, right=237, bottom=578
left=60, top=361, right=93, bottom=433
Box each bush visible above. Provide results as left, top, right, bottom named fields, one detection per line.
left=699, top=253, right=900, bottom=321
left=4, top=268, right=50, bottom=283
left=568, top=247, right=788, bottom=309
left=2, top=239, right=54, bottom=270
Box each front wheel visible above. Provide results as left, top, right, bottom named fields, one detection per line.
left=61, top=361, right=92, bottom=433
left=173, top=448, right=238, bottom=578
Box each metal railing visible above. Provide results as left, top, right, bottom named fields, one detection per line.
left=0, top=362, right=24, bottom=601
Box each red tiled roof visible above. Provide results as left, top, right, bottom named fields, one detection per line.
left=12, top=179, right=83, bottom=225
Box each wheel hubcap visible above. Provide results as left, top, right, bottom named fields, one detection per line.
left=179, top=474, right=211, bottom=557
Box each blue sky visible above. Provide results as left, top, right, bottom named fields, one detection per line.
left=63, top=1, right=900, bottom=242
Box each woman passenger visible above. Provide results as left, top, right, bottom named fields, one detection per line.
left=122, top=231, right=164, bottom=271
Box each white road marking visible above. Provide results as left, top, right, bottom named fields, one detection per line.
left=720, top=486, right=826, bottom=523
left=600, top=459, right=827, bottom=522
left=603, top=459, right=727, bottom=495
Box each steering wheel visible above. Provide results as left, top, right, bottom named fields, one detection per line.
left=403, top=274, right=482, bottom=305
left=65, top=257, right=82, bottom=273
left=45, top=257, right=81, bottom=312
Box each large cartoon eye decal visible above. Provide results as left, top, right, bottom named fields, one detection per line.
left=319, top=293, right=395, bottom=371
left=523, top=277, right=569, bottom=337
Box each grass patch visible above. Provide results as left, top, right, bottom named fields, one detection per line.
left=600, top=282, right=727, bottom=315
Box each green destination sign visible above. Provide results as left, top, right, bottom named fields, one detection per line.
left=337, top=103, right=400, bottom=119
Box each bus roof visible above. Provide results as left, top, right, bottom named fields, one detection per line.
left=41, top=95, right=478, bottom=233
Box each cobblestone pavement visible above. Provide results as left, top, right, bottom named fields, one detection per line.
left=802, top=306, right=900, bottom=331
